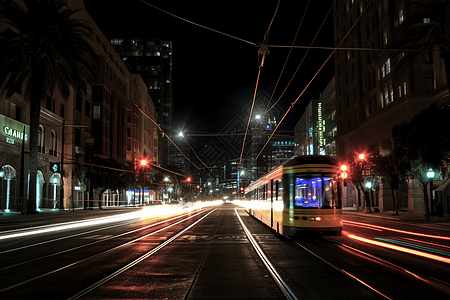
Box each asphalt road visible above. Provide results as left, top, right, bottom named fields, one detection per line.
left=1, top=203, right=450, bottom=299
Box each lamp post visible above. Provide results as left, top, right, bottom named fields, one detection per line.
left=164, top=176, right=169, bottom=202
left=139, top=158, right=148, bottom=205
left=427, top=168, right=435, bottom=216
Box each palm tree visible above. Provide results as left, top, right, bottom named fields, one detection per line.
left=386, top=1, right=450, bottom=87
left=0, top=0, right=98, bottom=213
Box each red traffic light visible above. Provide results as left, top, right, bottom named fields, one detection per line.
left=240, top=187, right=244, bottom=191
left=196, top=185, right=200, bottom=189
left=187, top=177, right=191, bottom=182
left=340, top=164, right=348, bottom=178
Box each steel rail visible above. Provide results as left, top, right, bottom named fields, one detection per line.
left=235, top=207, right=299, bottom=300
left=0, top=210, right=207, bottom=272
left=0, top=208, right=214, bottom=293
left=67, top=208, right=216, bottom=300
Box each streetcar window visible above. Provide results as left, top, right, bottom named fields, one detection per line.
left=322, top=177, right=333, bottom=208
left=293, top=177, right=336, bottom=208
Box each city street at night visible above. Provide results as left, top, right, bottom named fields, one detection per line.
left=2, top=1, right=450, bottom=299
left=1, top=202, right=449, bottom=299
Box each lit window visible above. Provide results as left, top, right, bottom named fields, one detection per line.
left=403, top=82, right=407, bottom=95
left=399, top=10, right=403, bottom=24
left=423, top=18, right=430, bottom=23
left=93, top=105, right=101, bottom=119
left=398, top=85, right=402, bottom=97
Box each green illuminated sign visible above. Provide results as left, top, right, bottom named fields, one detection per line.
left=317, top=103, right=325, bottom=153
left=0, top=115, right=29, bottom=144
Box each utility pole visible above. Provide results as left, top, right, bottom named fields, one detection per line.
left=60, top=120, right=65, bottom=210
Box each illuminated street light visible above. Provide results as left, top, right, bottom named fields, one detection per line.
left=427, top=168, right=435, bottom=215
left=365, top=181, right=372, bottom=189
left=358, top=153, right=365, bottom=160
left=178, top=132, right=184, bottom=137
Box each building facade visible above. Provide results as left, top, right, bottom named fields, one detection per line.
left=0, top=0, right=158, bottom=212
left=334, top=0, right=449, bottom=213
left=110, top=37, right=174, bottom=169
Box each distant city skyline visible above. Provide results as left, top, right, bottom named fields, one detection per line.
left=84, top=1, right=335, bottom=172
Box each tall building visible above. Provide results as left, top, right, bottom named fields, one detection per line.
left=250, top=116, right=296, bottom=180
left=110, top=38, right=173, bottom=168
left=334, top=0, right=448, bottom=212
left=294, top=78, right=337, bottom=158
left=0, top=0, right=159, bottom=211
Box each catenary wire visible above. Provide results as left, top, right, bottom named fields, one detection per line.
left=264, top=0, right=311, bottom=113
left=255, top=0, right=372, bottom=162
left=133, top=103, right=201, bottom=170
left=239, top=0, right=280, bottom=167
left=265, top=0, right=334, bottom=114
left=137, top=0, right=257, bottom=47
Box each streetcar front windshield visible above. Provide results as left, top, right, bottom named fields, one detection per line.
left=294, top=177, right=337, bottom=208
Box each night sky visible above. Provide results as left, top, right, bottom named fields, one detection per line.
left=84, top=0, right=336, bottom=167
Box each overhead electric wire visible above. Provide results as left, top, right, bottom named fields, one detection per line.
left=268, top=44, right=433, bottom=52
left=134, top=103, right=201, bottom=170
left=185, top=138, right=209, bottom=169
left=137, top=0, right=256, bottom=47
left=239, top=0, right=280, bottom=167
left=266, top=0, right=334, bottom=114
left=264, top=0, right=310, bottom=113
left=255, top=0, right=371, bottom=162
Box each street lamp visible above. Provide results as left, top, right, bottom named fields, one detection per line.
left=427, top=168, right=435, bottom=215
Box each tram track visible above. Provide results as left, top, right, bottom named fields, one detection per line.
left=235, top=208, right=299, bottom=300
left=67, top=206, right=292, bottom=300
left=67, top=209, right=216, bottom=300
left=322, top=236, right=450, bottom=296
left=289, top=236, right=394, bottom=300
left=0, top=208, right=211, bottom=272
left=0, top=208, right=215, bottom=296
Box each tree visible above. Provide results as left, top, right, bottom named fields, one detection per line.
left=372, top=152, right=407, bottom=215
left=0, top=0, right=98, bottom=213
left=343, top=146, right=380, bottom=212
left=391, top=105, right=450, bottom=215
left=386, top=1, right=450, bottom=90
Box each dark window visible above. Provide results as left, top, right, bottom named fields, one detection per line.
left=15, top=105, right=22, bottom=122
left=75, top=129, right=81, bottom=146
left=46, top=96, right=52, bottom=111
left=60, top=103, right=65, bottom=118
left=92, top=86, right=103, bottom=102
left=92, top=121, right=102, bottom=137
left=76, top=95, right=82, bottom=112
left=85, top=100, right=91, bottom=118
